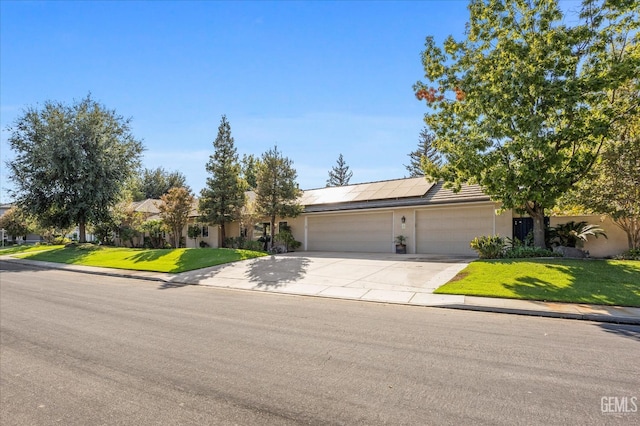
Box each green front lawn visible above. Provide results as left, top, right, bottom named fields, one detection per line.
left=14, top=245, right=267, bottom=273
left=0, top=244, right=64, bottom=255
left=435, top=259, right=640, bottom=307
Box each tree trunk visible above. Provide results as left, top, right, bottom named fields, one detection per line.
left=615, top=217, right=639, bottom=250
left=270, top=215, right=276, bottom=251
left=79, top=217, right=87, bottom=243
left=220, top=222, right=226, bottom=248
left=525, top=202, right=546, bottom=249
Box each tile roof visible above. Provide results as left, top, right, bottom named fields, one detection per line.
left=131, top=199, right=162, bottom=214
left=130, top=178, right=491, bottom=217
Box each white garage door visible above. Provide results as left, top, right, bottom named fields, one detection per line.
left=307, top=212, right=393, bottom=252
left=416, top=205, right=495, bottom=255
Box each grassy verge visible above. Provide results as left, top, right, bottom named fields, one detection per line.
left=435, top=259, right=640, bottom=307
left=14, top=245, right=267, bottom=273
left=0, top=244, right=64, bottom=255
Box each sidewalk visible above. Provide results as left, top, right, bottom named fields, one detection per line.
left=4, top=256, right=640, bottom=325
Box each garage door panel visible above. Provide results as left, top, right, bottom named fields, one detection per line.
left=416, top=206, right=494, bottom=255
left=307, top=213, right=392, bottom=252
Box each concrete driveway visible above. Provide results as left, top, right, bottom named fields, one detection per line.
left=169, top=251, right=473, bottom=304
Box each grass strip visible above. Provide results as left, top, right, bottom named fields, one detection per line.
left=16, top=245, right=267, bottom=273
left=435, top=259, right=640, bottom=307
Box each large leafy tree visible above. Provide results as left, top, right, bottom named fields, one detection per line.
left=140, top=219, right=166, bottom=249
left=405, top=127, right=441, bottom=177
left=414, top=0, right=639, bottom=248
left=566, top=81, right=640, bottom=249
left=199, top=115, right=246, bottom=247
left=116, top=198, right=146, bottom=247
left=326, top=153, right=353, bottom=187
left=134, top=167, right=188, bottom=201
left=159, top=186, right=194, bottom=248
left=0, top=206, right=33, bottom=242
left=255, top=145, right=303, bottom=250
left=6, top=95, right=144, bottom=242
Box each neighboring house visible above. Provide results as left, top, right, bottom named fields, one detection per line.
left=184, top=200, right=217, bottom=249
left=0, top=204, right=9, bottom=245
left=126, top=177, right=629, bottom=257
left=122, top=199, right=217, bottom=248
left=0, top=203, right=43, bottom=244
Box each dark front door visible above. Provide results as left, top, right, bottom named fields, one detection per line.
left=513, top=217, right=550, bottom=243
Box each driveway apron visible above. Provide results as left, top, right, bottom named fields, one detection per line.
left=168, top=251, right=472, bottom=304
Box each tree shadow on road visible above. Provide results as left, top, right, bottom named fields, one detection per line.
left=158, top=264, right=227, bottom=290
left=157, top=281, right=195, bottom=290
left=597, top=323, right=640, bottom=342
left=246, top=255, right=310, bottom=289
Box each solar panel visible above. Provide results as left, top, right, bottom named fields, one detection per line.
left=299, top=177, right=434, bottom=206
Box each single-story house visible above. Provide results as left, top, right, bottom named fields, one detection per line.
left=204, top=177, right=629, bottom=258
left=118, top=198, right=219, bottom=248
left=0, top=177, right=630, bottom=257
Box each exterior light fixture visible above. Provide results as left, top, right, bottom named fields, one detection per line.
left=401, top=216, right=406, bottom=224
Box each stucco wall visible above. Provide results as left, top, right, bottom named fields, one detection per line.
left=183, top=222, right=219, bottom=249
left=549, top=215, right=629, bottom=258
left=293, top=202, right=508, bottom=255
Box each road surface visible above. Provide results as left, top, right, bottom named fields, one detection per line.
left=1, top=260, right=638, bottom=425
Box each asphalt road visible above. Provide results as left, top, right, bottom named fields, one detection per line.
left=1, top=260, right=638, bottom=425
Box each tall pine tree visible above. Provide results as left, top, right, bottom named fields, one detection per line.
left=241, top=154, right=259, bottom=190
left=255, top=145, right=303, bottom=250
left=326, top=153, right=353, bottom=187
left=199, top=115, right=246, bottom=247
left=405, top=127, right=441, bottom=177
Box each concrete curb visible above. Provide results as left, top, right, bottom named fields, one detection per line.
left=3, top=256, right=639, bottom=325
left=436, top=304, right=640, bottom=325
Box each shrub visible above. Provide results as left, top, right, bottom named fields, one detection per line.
left=223, top=236, right=267, bottom=252
left=51, top=236, right=71, bottom=245
left=243, top=240, right=265, bottom=252
left=275, top=226, right=302, bottom=252
left=548, top=221, right=607, bottom=248
left=225, top=236, right=247, bottom=249
left=503, top=246, right=560, bottom=258
left=199, top=240, right=209, bottom=248
left=470, top=235, right=505, bottom=259
left=614, top=249, right=640, bottom=260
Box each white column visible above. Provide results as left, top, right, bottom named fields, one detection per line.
left=413, top=210, right=417, bottom=254
left=493, top=205, right=497, bottom=235
left=391, top=212, right=396, bottom=252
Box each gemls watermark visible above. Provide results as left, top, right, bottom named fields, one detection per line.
left=601, top=396, right=638, bottom=415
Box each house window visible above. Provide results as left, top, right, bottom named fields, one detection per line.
left=254, top=222, right=270, bottom=238
left=202, top=225, right=209, bottom=237
left=278, top=221, right=290, bottom=232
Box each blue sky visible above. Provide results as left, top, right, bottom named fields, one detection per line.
left=0, top=0, right=474, bottom=202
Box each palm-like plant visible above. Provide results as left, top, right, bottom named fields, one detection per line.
left=549, top=221, right=607, bottom=248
